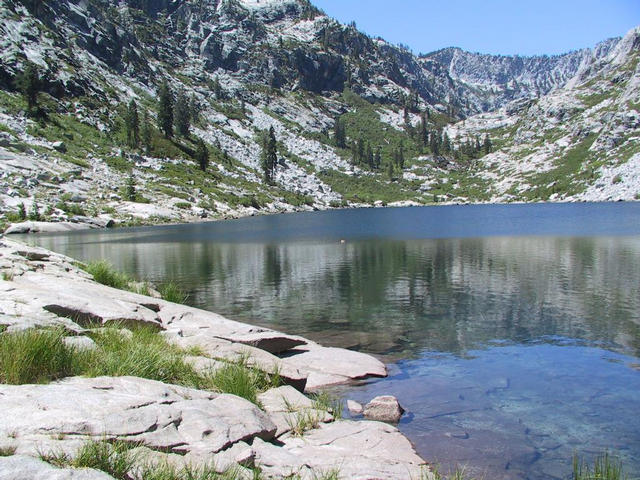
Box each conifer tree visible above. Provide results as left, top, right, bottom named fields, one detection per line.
left=157, top=81, right=173, bottom=138
left=333, top=116, right=346, bottom=149
left=28, top=201, right=40, bottom=221
left=483, top=134, right=492, bottom=155
left=442, top=132, right=451, bottom=153
left=189, top=94, right=201, bottom=125
left=17, top=202, right=26, bottom=220
left=125, top=174, right=136, bottom=201
left=261, top=126, right=278, bottom=183
left=195, top=138, right=209, bottom=172
left=141, top=110, right=152, bottom=155
left=174, top=88, right=190, bottom=137
left=125, top=100, right=140, bottom=148
left=374, top=146, right=382, bottom=169
left=15, top=61, right=41, bottom=114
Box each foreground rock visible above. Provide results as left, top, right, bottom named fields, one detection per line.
left=0, top=237, right=387, bottom=391
left=0, top=238, right=428, bottom=479
left=364, top=395, right=406, bottom=423
left=0, top=376, right=276, bottom=459
left=0, top=455, right=115, bottom=480
left=253, top=421, right=430, bottom=480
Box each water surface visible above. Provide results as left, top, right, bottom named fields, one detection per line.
left=26, top=203, right=640, bottom=479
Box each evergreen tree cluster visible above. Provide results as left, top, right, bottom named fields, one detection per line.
left=156, top=81, right=201, bottom=139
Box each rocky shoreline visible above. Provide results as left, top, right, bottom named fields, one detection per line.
left=0, top=236, right=432, bottom=479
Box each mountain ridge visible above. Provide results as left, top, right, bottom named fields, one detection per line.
left=0, top=0, right=638, bottom=230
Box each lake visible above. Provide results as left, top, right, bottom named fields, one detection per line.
left=25, top=202, right=640, bottom=479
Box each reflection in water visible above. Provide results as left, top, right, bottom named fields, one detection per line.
left=27, top=204, right=640, bottom=479
left=35, top=234, right=640, bottom=357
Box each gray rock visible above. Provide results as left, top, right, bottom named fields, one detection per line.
left=0, top=376, right=277, bottom=457
left=0, top=455, right=115, bottom=480
left=347, top=399, right=363, bottom=415
left=52, top=141, right=67, bottom=153
left=4, top=222, right=94, bottom=234
left=363, top=395, right=405, bottom=423
left=253, top=420, right=429, bottom=480
left=63, top=336, right=97, bottom=351
left=257, top=386, right=332, bottom=437
left=280, top=343, right=387, bottom=391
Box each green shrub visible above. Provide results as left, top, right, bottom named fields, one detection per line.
left=0, top=328, right=75, bottom=384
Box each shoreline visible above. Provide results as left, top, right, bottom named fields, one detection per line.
left=3, top=198, right=638, bottom=236
left=0, top=236, right=433, bottom=479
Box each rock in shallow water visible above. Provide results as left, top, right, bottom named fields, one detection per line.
left=363, top=395, right=405, bottom=423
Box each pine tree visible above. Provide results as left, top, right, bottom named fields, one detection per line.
left=141, top=110, right=152, bottom=155
left=125, top=100, right=140, bottom=148
left=189, top=94, right=201, bottom=125
left=15, top=61, right=41, bottom=114
left=374, top=146, right=381, bottom=169
left=420, top=113, right=428, bottom=148
left=334, top=116, right=346, bottom=149
left=386, top=162, right=394, bottom=181
left=212, top=76, right=222, bottom=100
left=366, top=143, right=373, bottom=169
left=442, top=132, right=451, bottom=153
left=17, top=202, right=26, bottom=220
left=157, top=81, right=173, bottom=138
left=174, top=89, right=190, bottom=137
left=261, top=126, right=278, bottom=183
left=28, top=201, right=40, bottom=221
left=430, top=130, right=440, bottom=156
left=125, top=174, right=136, bottom=201
left=195, top=138, right=209, bottom=172
left=483, top=134, right=492, bottom=155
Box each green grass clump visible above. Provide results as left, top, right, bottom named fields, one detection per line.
left=0, top=446, right=17, bottom=457
left=202, top=356, right=282, bottom=405
left=0, top=328, right=76, bottom=384
left=158, top=281, right=189, bottom=304
left=138, top=461, right=248, bottom=480
left=83, top=327, right=196, bottom=385
left=43, top=439, right=258, bottom=479
left=573, top=452, right=627, bottom=480
left=85, top=260, right=134, bottom=290
left=43, top=440, right=137, bottom=480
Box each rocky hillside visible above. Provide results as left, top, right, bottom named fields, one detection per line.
left=0, top=0, right=638, bottom=230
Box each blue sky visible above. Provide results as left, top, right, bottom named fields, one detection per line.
left=311, top=0, right=640, bottom=56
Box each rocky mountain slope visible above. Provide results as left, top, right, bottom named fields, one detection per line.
left=0, top=0, right=638, bottom=230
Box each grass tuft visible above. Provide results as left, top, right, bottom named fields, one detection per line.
left=83, top=326, right=197, bottom=385
left=573, top=452, right=627, bottom=480
left=85, top=260, right=133, bottom=290
left=0, top=328, right=75, bottom=384
left=0, top=446, right=17, bottom=457
left=200, top=355, right=282, bottom=405
left=158, top=281, right=188, bottom=304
